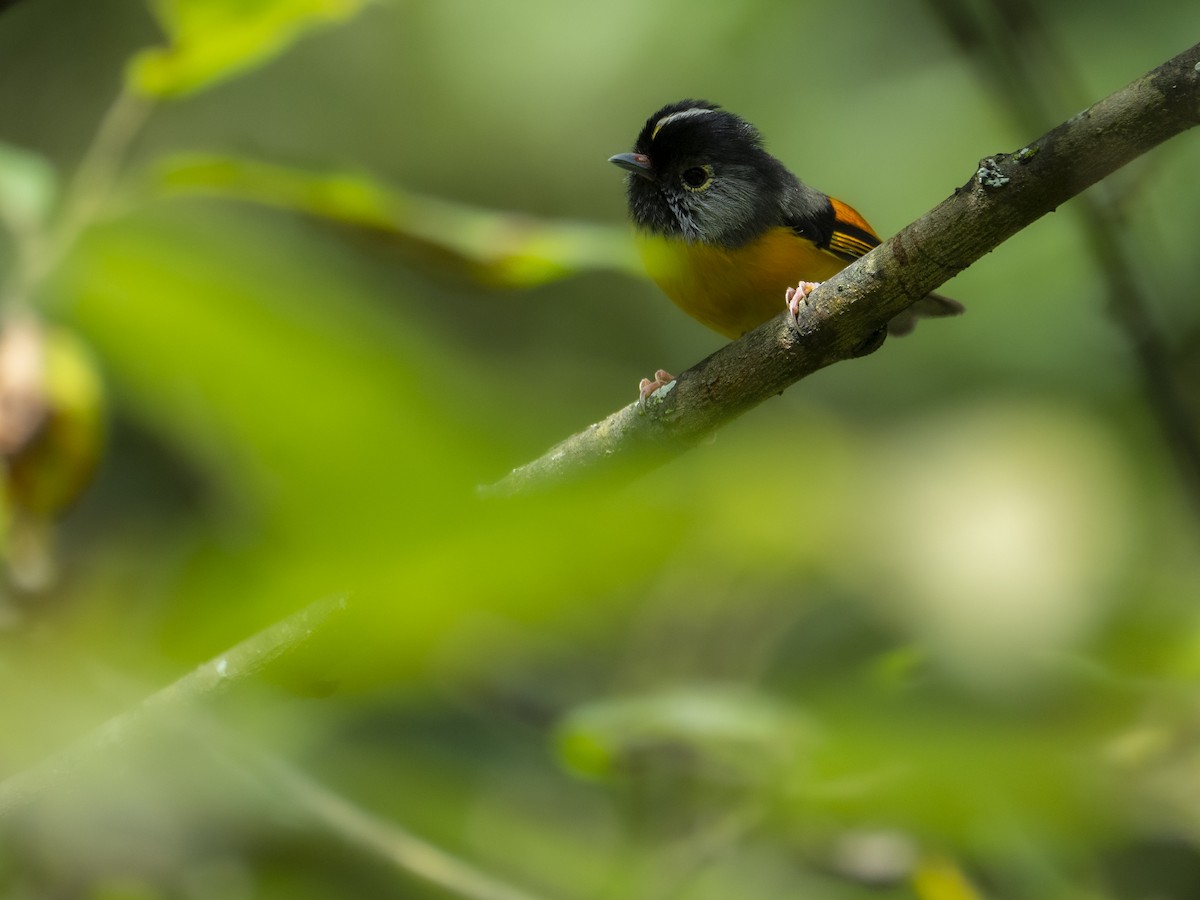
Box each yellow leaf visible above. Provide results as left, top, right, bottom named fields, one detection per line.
left=912, top=856, right=985, bottom=900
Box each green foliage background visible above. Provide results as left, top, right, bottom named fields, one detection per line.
left=1, top=1, right=1199, bottom=898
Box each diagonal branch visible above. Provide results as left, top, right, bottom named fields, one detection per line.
left=924, top=0, right=1200, bottom=520
left=484, top=41, right=1200, bottom=497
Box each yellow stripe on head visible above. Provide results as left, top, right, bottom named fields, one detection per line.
left=651, top=107, right=718, bottom=141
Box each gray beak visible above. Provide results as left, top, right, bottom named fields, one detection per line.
left=609, top=152, right=654, bottom=181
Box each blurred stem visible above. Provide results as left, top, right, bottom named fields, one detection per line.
left=628, top=803, right=765, bottom=900
left=50, top=86, right=153, bottom=274
left=237, top=742, right=555, bottom=900
left=923, top=0, right=1200, bottom=521
left=1, top=87, right=152, bottom=313
left=0, top=594, right=347, bottom=817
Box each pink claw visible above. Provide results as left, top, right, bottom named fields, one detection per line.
left=785, top=281, right=823, bottom=321
left=638, top=368, right=676, bottom=403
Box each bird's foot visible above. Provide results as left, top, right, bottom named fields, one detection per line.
left=638, top=369, right=676, bottom=404
left=785, top=281, right=823, bottom=323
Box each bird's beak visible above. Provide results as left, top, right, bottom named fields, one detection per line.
left=609, top=152, right=654, bottom=181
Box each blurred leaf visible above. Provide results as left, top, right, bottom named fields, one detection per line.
left=155, top=154, right=640, bottom=287
left=0, top=142, right=57, bottom=232
left=58, top=208, right=681, bottom=690
left=128, top=0, right=366, bottom=98
left=799, top=695, right=1121, bottom=853
left=555, top=685, right=817, bottom=782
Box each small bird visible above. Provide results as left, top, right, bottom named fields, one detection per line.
left=610, top=100, right=962, bottom=396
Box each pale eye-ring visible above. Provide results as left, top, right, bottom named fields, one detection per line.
left=680, top=164, right=714, bottom=192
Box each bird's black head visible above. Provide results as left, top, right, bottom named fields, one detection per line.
left=609, top=100, right=796, bottom=247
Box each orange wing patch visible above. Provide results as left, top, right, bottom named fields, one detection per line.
left=827, top=197, right=881, bottom=261
left=829, top=198, right=879, bottom=238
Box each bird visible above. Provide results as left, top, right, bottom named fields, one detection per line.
left=609, top=100, right=962, bottom=397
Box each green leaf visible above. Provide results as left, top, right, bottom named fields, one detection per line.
left=154, top=153, right=640, bottom=287
left=555, top=686, right=818, bottom=782
left=0, top=143, right=58, bottom=231
left=127, top=0, right=366, bottom=98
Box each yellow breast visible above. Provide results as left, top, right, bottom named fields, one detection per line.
left=636, top=227, right=850, bottom=339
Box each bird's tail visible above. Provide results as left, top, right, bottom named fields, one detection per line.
left=886, top=292, right=965, bottom=336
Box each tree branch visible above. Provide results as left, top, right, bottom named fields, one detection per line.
left=484, top=42, right=1200, bottom=497
left=925, top=0, right=1200, bottom=521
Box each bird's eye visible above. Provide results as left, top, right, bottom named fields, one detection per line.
left=680, top=165, right=713, bottom=192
